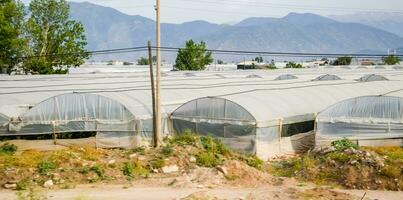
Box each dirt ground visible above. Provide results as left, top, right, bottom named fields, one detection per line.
left=1, top=184, right=402, bottom=200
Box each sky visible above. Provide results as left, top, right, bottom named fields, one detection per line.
left=21, top=0, right=403, bottom=24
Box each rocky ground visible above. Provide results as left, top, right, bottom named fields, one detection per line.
left=0, top=135, right=401, bottom=200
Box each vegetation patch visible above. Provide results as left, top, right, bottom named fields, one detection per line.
left=269, top=139, right=403, bottom=190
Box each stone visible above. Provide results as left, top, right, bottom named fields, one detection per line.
left=189, top=156, right=196, bottom=163
left=162, top=165, right=179, bottom=173
left=129, top=153, right=137, bottom=159
left=108, top=159, right=116, bottom=165
left=216, top=166, right=228, bottom=176
left=43, top=180, right=53, bottom=188
left=3, top=183, right=17, bottom=190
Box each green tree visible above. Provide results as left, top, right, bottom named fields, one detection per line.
left=0, top=0, right=26, bottom=74
left=285, top=62, right=303, bottom=69
left=253, top=56, right=263, bottom=63
left=382, top=55, right=401, bottom=65
left=23, top=0, right=88, bottom=74
left=217, top=59, right=224, bottom=64
left=137, top=57, right=149, bottom=65
left=332, top=56, right=352, bottom=66
left=175, top=40, right=213, bottom=71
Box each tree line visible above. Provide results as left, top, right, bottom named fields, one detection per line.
left=0, top=0, right=88, bottom=74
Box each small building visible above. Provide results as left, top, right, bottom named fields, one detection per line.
left=237, top=61, right=266, bottom=70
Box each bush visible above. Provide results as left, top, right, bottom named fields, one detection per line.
left=331, top=138, right=358, bottom=151
left=149, top=157, right=165, bottom=169
left=0, top=143, right=18, bottom=154
left=37, top=160, right=56, bottom=175
left=196, top=152, right=221, bottom=167
left=332, top=56, right=352, bottom=65
left=200, top=136, right=230, bottom=156
left=382, top=55, right=401, bottom=65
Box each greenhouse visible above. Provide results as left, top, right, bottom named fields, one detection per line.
left=274, top=74, right=298, bottom=81
left=315, top=95, right=403, bottom=147
left=312, top=74, right=342, bottom=81
left=357, top=74, right=389, bottom=82
left=1, top=68, right=403, bottom=158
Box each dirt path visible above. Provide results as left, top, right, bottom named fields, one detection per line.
left=1, top=185, right=402, bottom=200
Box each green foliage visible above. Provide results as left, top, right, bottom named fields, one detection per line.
left=331, top=138, right=358, bottom=151
left=123, top=61, right=133, bottom=66
left=16, top=186, right=48, bottom=200
left=264, top=64, right=277, bottom=70
left=332, top=56, right=352, bottom=65
left=0, top=142, right=17, bottom=154
left=132, top=146, right=146, bottom=155
left=90, top=164, right=105, bottom=178
left=253, top=56, right=263, bottom=63
left=16, top=178, right=31, bottom=191
left=148, top=157, right=165, bottom=169
left=23, top=0, right=89, bottom=74
left=382, top=55, right=401, bottom=65
left=0, top=0, right=26, bottom=74
left=285, top=62, right=303, bottom=69
left=168, top=130, right=198, bottom=146
left=216, top=59, right=224, bottom=64
left=137, top=57, right=149, bottom=65
left=175, top=40, right=213, bottom=71
left=200, top=136, right=230, bottom=156
left=242, top=155, right=264, bottom=170
left=161, top=144, right=174, bottom=157
left=37, top=160, right=56, bottom=175
left=196, top=152, right=221, bottom=168
left=122, top=161, right=149, bottom=181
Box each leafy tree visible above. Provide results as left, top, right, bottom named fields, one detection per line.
left=332, top=56, right=352, bottom=66
left=285, top=62, right=303, bottom=69
left=0, top=0, right=26, bottom=74
left=137, top=57, right=149, bottom=65
left=23, top=0, right=88, bottom=74
left=217, top=59, right=224, bottom=64
left=175, top=40, right=213, bottom=71
left=382, top=55, right=400, bottom=65
left=253, top=56, right=263, bottom=63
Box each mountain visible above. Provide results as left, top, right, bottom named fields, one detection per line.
left=69, top=2, right=403, bottom=61
left=329, top=12, right=403, bottom=37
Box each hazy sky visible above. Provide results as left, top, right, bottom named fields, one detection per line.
left=21, top=0, right=403, bottom=24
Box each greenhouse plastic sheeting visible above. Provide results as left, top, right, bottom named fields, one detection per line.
left=316, top=95, right=403, bottom=147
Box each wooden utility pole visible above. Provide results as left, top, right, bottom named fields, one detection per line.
left=147, top=41, right=157, bottom=147
left=154, top=0, right=162, bottom=147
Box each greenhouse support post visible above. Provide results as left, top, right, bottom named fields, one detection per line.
left=148, top=41, right=158, bottom=147
left=278, top=118, right=283, bottom=154
left=52, top=121, right=57, bottom=145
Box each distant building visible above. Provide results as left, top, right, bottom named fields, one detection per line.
left=237, top=61, right=266, bottom=70
left=360, top=59, right=375, bottom=66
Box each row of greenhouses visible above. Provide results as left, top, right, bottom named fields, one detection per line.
left=1, top=68, right=403, bottom=159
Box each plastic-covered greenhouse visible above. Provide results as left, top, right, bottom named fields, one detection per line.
left=316, top=94, right=403, bottom=147
left=1, top=67, right=403, bottom=158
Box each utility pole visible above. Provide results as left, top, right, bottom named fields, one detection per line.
left=154, top=0, right=161, bottom=147
left=147, top=41, right=157, bottom=148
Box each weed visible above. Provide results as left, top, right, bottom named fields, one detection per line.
left=16, top=178, right=32, bottom=191
left=122, top=161, right=149, bottom=180
left=149, top=157, right=165, bottom=169
left=16, top=187, right=48, bottom=200
left=161, top=144, right=174, bottom=157
left=168, top=130, right=198, bottom=146
left=37, top=160, right=56, bottom=175
left=196, top=152, right=221, bottom=167
left=331, top=138, right=358, bottom=151
left=200, top=136, right=230, bottom=156
left=132, top=147, right=146, bottom=155
left=242, top=155, right=264, bottom=170
left=0, top=143, right=17, bottom=154
left=90, top=164, right=105, bottom=178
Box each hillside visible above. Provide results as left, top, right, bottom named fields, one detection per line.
left=69, top=2, right=403, bottom=61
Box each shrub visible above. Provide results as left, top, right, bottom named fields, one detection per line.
left=200, top=136, right=230, bottom=156
left=90, top=165, right=105, bottom=178
left=0, top=143, right=18, bottom=154
left=196, top=152, right=221, bottom=168
left=37, top=160, right=56, bottom=175
left=132, top=147, right=146, bottom=155
left=16, top=178, right=31, bottom=191
left=331, top=138, right=358, bottom=151
left=285, top=62, right=303, bottom=69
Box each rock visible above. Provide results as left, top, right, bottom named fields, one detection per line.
left=52, top=173, right=61, bottom=181
left=216, top=166, right=228, bottom=176
left=162, top=165, right=179, bottom=173
left=189, top=156, right=196, bottom=163
left=3, top=183, right=17, bottom=190
left=350, top=160, right=358, bottom=165
left=129, top=153, right=137, bottom=159
left=322, top=146, right=336, bottom=154
left=152, top=169, right=159, bottom=173
left=137, top=156, right=147, bottom=161
left=43, top=180, right=53, bottom=188
left=108, top=159, right=116, bottom=165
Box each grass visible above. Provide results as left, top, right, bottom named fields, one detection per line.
left=122, top=161, right=149, bottom=181
left=37, top=160, right=56, bottom=175
left=0, top=143, right=18, bottom=154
